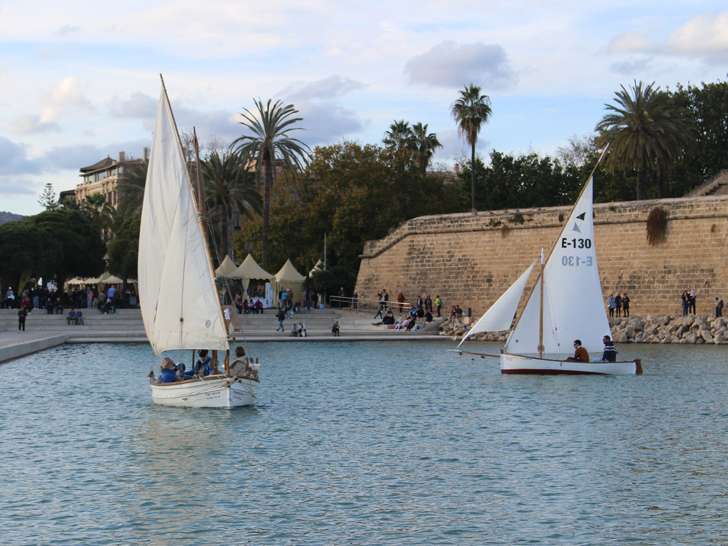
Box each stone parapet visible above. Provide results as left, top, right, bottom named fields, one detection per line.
left=356, top=195, right=728, bottom=317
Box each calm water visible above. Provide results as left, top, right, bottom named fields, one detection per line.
left=2, top=341, right=728, bottom=545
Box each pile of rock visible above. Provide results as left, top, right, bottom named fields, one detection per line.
left=439, top=319, right=508, bottom=341
left=444, top=314, right=728, bottom=344
left=611, top=314, right=728, bottom=344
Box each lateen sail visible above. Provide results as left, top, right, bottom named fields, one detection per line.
left=139, top=86, right=229, bottom=357
left=459, top=259, right=536, bottom=347
left=505, top=176, right=610, bottom=358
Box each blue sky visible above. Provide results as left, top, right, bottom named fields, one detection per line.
left=1, top=0, right=727, bottom=215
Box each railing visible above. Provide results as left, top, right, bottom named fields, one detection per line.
left=329, top=296, right=412, bottom=313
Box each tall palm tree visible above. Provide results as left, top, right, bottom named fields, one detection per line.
left=203, top=150, right=263, bottom=259
left=596, top=80, right=695, bottom=200
left=451, top=84, right=492, bottom=211
left=116, top=160, right=148, bottom=215
left=383, top=120, right=413, bottom=158
left=232, top=99, right=310, bottom=269
left=410, top=122, right=443, bottom=176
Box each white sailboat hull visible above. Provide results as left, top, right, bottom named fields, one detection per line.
left=150, top=376, right=259, bottom=408
left=501, top=353, right=642, bottom=375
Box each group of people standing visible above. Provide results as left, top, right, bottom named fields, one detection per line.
left=681, top=289, right=697, bottom=316
left=607, top=293, right=630, bottom=318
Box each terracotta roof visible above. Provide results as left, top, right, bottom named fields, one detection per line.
left=80, top=156, right=117, bottom=174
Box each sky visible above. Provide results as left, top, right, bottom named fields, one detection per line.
left=1, top=0, right=727, bottom=215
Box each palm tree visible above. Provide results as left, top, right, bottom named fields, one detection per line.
left=451, top=84, right=492, bottom=211
left=596, top=81, right=695, bottom=199
left=410, top=122, right=443, bottom=176
left=203, top=150, right=263, bottom=259
left=116, top=160, right=148, bottom=215
left=383, top=120, right=413, bottom=158
left=232, top=99, right=310, bottom=269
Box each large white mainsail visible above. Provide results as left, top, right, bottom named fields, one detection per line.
left=459, top=259, right=536, bottom=347
left=139, top=86, right=229, bottom=357
left=505, top=176, right=610, bottom=358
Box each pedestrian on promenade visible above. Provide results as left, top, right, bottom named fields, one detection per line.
left=352, top=292, right=358, bottom=310
left=18, top=307, right=27, bottom=332
left=374, top=303, right=383, bottom=319
left=608, top=294, right=616, bottom=317
left=681, top=291, right=688, bottom=316
left=615, top=293, right=622, bottom=318
left=689, top=288, right=697, bottom=315
left=622, top=293, right=630, bottom=317
left=435, top=295, right=442, bottom=317
left=716, top=297, right=724, bottom=317
left=87, top=289, right=93, bottom=309
left=276, top=307, right=286, bottom=332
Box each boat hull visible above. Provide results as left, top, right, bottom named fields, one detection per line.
left=150, top=376, right=259, bottom=408
left=501, top=353, right=641, bottom=375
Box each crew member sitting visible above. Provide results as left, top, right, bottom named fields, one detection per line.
left=229, top=346, right=255, bottom=378
left=597, top=335, right=617, bottom=362
left=185, top=349, right=213, bottom=379
left=159, top=358, right=179, bottom=383
left=566, top=339, right=589, bottom=362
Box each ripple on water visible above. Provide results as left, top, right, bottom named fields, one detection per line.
left=1, top=341, right=728, bottom=544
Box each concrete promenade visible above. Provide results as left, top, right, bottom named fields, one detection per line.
left=0, top=308, right=448, bottom=363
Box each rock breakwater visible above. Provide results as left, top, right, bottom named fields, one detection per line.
left=443, top=314, right=728, bottom=344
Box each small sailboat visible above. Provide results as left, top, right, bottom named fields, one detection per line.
left=459, top=148, right=642, bottom=375
left=139, top=78, right=260, bottom=407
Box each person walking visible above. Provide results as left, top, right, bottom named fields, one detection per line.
left=276, top=307, right=286, bottom=332
left=18, top=307, right=27, bottom=332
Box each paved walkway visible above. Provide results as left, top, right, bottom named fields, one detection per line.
left=0, top=309, right=450, bottom=363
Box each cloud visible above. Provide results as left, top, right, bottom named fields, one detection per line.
left=294, top=102, right=366, bottom=146
left=6, top=115, right=61, bottom=134
left=58, top=24, right=80, bottom=35
left=108, top=92, right=158, bottom=120
left=7, top=76, right=95, bottom=134
left=609, top=57, right=652, bottom=76
left=0, top=137, right=42, bottom=176
left=404, top=41, right=516, bottom=90
left=608, top=12, right=728, bottom=64
left=279, top=75, right=367, bottom=102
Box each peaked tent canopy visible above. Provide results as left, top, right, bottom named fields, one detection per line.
left=215, top=255, right=238, bottom=278
left=309, top=260, right=324, bottom=277
left=275, top=259, right=306, bottom=283
left=229, top=254, right=275, bottom=281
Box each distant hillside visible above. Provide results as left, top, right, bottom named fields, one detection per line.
left=0, top=211, right=26, bottom=225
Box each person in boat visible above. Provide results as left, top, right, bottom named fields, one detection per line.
left=566, top=340, right=589, bottom=362
left=159, top=358, right=179, bottom=383
left=230, top=346, right=256, bottom=379
left=597, top=336, right=617, bottom=362
left=331, top=320, right=340, bottom=336
left=185, top=349, right=213, bottom=379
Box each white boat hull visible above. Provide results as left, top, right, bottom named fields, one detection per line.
left=150, top=375, right=259, bottom=408
left=501, top=353, right=642, bottom=375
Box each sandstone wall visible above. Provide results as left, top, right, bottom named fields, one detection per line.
left=355, top=195, right=728, bottom=317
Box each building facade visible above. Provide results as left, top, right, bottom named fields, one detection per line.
left=75, top=150, right=148, bottom=206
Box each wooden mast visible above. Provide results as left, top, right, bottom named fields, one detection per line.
left=538, top=249, right=544, bottom=359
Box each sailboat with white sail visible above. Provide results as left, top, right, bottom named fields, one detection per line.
left=140, top=78, right=260, bottom=407
left=459, top=149, right=642, bottom=375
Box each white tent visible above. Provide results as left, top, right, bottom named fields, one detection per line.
left=275, top=259, right=306, bottom=305
left=309, top=259, right=324, bottom=277
left=215, top=255, right=238, bottom=278
left=229, top=254, right=276, bottom=307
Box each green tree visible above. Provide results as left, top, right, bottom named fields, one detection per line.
left=383, top=120, right=413, bottom=158
left=27, top=210, right=106, bottom=290
left=203, top=150, right=262, bottom=260
left=37, top=183, right=59, bottom=211
left=596, top=80, right=695, bottom=200
left=116, top=160, right=148, bottom=215
left=410, top=122, right=443, bottom=176
left=107, top=213, right=141, bottom=288
left=451, top=83, right=493, bottom=211
left=232, top=99, right=310, bottom=270
left=0, top=221, right=63, bottom=289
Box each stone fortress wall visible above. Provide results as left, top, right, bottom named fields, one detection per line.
left=355, top=195, right=728, bottom=318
